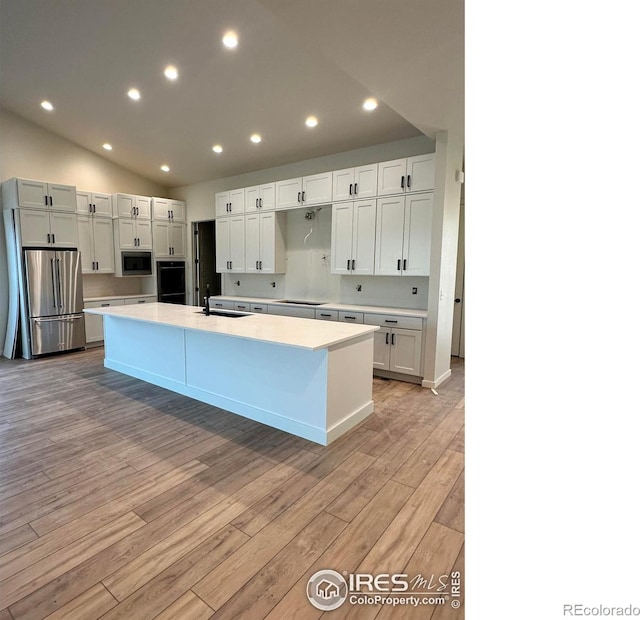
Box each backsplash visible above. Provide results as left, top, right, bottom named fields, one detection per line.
left=82, top=274, right=153, bottom=299
left=221, top=208, right=428, bottom=310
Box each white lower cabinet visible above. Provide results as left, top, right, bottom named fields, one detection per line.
left=78, top=216, right=115, bottom=274
left=372, top=327, right=423, bottom=376
left=84, top=299, right=125, bottom=343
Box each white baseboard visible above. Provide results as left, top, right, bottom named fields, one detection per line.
left=422, top=369, right=452, bottom=389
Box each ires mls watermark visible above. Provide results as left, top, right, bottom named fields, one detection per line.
left=306, top=569, right=463, bottom=611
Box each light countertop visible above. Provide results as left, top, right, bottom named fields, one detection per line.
left=85, top=302, right=378, bottom=351
left=211, top=296, right=428, bottom=318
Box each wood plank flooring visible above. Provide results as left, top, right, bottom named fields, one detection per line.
left=0, top=347, right=464, bottom=619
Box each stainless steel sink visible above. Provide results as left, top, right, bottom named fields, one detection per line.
left=275, top=300, right=324, bottom=306
left=196, top=309, right=250, bottom=318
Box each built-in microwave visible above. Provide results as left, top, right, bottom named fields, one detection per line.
left=121, top=251, right=152, bottom=275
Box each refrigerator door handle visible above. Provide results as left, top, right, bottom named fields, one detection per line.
left=50, top=258, right=58, bottom=308
left=34, top=316, right=81, bottom=322
left=56, top=259, right=63, bottom=309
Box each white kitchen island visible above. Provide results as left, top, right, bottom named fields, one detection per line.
left=85, top=302, right=379, bottom=445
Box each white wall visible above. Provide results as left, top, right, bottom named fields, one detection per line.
left=0, top=109, right=168, bottom=350
left=171, top=135, right=434, bottom=308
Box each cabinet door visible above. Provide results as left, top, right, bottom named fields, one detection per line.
left=259, top=183, right=276, bottom=211
left=76, top=191, right=92, bottom=215
left=19, top=209, right=50, bottom=246
left=92, top=218, right=115, bottom=273
left=331, top=202, right=354, bottom=275
left=170, top=223, right=186, bottom=258
left=84, top=302, right=106, bottom=342
left=353, top=164, right=378, bottom=199
left=373, top=328, right=391, bottom=370
left=229, top=188, right=245, bottom=214
left=351, top=199, right=376, bottom=275
left=215, top=191, right=230, bottom=217
left=245, top=213, right=261, bottom=273
left=136, top=220, right=153, bottom=249
left=302, top=172, right=332, bottom=205
left=17, top=179, right=49, bottom=209
left=245, top=186, right=260, bottom=213
left=170, top=200, right=186, bottom=222
left=152, top=221, right=171, bottom=257
left=115, top=194, right=136, bottom=218
left=276, top=178, right=302, bottom=210
left=77, top=215, right=95, bottom=273
left=92, top=193, right=113, bottom=217
left=389, top=329, right=422, bottom=376
left=228, top=216, right=245, bottom=271
left=406, top=154, right=435, bottom=193
left=50, top=211, right=79, bottom=247
left=215, top=217, right=230, bottom=272
left=135, top=196, right=152, bottom=219
left=152, top=198, right=171, bottom=220
left=117, top=218, right=136, bottom=249
left=258, top=212, right=277, bottom=273
left=374, top=196, right=405, bottom=276
left=402, top=193, right=432, bottom=276
left=377, top=159, right=407, bottom=196
left=332, top=168, right=355, bottom=202
left=48, top=184, right=77, bottom=211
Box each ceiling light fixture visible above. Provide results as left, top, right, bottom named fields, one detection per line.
left=222, top=31, right=238, bottom=49
left=362, top=97, right=378, bottom=111
left=102, top=143, right=113, bottom=151
left=305, top=116, right=318, bottom=128
left=161, top=165, right=170, bottom=172
left=127, top=88, right=141, bottom=101
left=164, top=65, right=178, bottom=80
left=40, top=100, right=54, bottom=111
left=212, top=145, right=223, bottom=153
left=250, top=134, right=262, bottom=144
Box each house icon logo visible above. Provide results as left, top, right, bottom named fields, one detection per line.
left=307, top=569, right=348, bottom=610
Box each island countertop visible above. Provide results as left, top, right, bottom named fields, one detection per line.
left=85, top=302, right=378, bottom=351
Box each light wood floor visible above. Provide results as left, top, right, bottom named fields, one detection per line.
left=0, top=347, right=464, bottom=620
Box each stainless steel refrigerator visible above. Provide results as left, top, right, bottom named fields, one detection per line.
left=23, top=249, right=86, bottom=356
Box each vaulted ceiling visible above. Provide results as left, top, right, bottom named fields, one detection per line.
left=0, top=0, right=463, bottom=188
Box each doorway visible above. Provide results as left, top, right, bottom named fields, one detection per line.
left=451, top=200, right=465, bottom=358
left=193, top=221, right=221, bottom=306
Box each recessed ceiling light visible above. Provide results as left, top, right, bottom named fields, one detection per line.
left=212, top=145, right=223, bottom=154
left=305, top=116, right=318, bottom=128
left=161, top=165, right=170, bottom=172
left=127, top=88, right=141, bottom=101
left=40, top=100, right=54, bottom=111
left=250, top=134, right=262, bottom=144
left=363, top=98, right=378, bottom=111
left=164, top=65, right=178, bottom=80
left=222, top=31, right=238, bottom=49
left=102, top=143, right=113, bottom=151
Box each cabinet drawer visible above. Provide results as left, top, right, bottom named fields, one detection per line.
left=210, top=300, right=235, bottom=310
left=124, top=296, right=156, bottom=305
left=315, top=309, right=338, bottom=321
left=364, top=313, right=423, bottom=330
left=268, top=305, right=315, bottom=319
left=338, top=311, right=364, bottom=324
left=85, top=299, right=126, bottom=308
left=250, top=303, right=267, bottom=313
left=234, top=302, right=250, bottom=311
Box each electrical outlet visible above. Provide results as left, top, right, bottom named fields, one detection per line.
left=412, top=287, right=418, bottom=295
left=356, top=284, right=362, bottom=292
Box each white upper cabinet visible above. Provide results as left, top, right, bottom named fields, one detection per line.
left=244, top=211, right=286, bottom=274
left=78, top=215, right=115, bottom=273
left=275, top=178, right=302, bottom=210
left=116, top=218, right=152, bottom=250
left=215, top=188, right=245, bottom=217
left=245, top=183, right=276, bottom=212
left=377, top=154, right=435, bottom=196
left=276, top=172, right=332, bottom=210
left=77, top=191, right=112, bottom=217
left=331, top=200, right=376, bottom=275
left=5, top=178, right=77, bottom=211
left=374, top=193, right=433, bottom=276
left=215, top=215, right=245, bottom=272
left=113, top=193, right=151, bottom=219
left=18, top=208, right=79, bottom=248
left=332, top=164, right=377, bottom=202
left=152, top=198, right=186, bottom=222
left=152, top=221, right=186, bottom=258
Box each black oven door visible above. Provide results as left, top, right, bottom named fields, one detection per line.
left=157, top=261, right=186, bottom=304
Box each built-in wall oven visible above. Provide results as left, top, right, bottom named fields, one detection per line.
left=157, top=261, right=186, bottom=304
